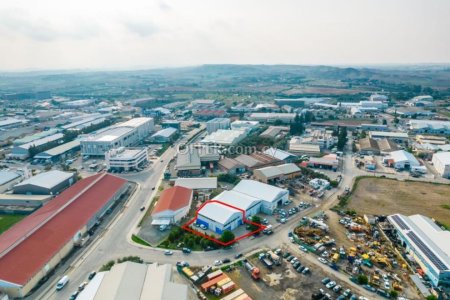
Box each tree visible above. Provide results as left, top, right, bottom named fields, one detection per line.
left=220, top=230, right=235, bottom=244
left=337, top=127, right=348, bottom=151
left=357, top=274, right=368, bottom=285
left=289, top=113, right=304, bottom=135
left=382, top=119, right=387, bottom=125
left=426, top=295, right=438, bottom=300
left=273, top=119, right=284, bottom=126
left=249, top=215, right=262, bottom=231
left=389, top=290, right=398, bottom=299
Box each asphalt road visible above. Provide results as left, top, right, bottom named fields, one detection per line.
left=36, top=134, right=384, bottom=300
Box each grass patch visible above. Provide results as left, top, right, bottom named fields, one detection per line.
left=0, top=214, right=26, bottom=235
left=441, top=204, right=450, bottom=210
left=132, top=234, right=151, bottom=246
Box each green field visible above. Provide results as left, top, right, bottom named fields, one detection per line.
left=0, top=214, right=26, bottom=235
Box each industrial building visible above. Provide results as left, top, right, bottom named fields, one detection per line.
left=408, top=120, right=450, bottom=135
left=197, top=180, right=289, bottom=233
left=369, top=131, right=409, bottom=145
left=61, top=114, right=110, bottom=131
left=161, top=120, right=181, bottom=130
left=263, top=148, right=297, bottom=163
left=201, top=129, right=247, bottom=146
left=0, top=171, right=21, bottom=186
left=248, top=113, right=296, bottom=123
left=34, top=140, right=80, bottom=163
left=174, top=177, right=217, bottom=191
left=77, top=262, right=188, bottom=300
left=259, top=126, right=290, bottom=139
left=360, top=124, right=389, bottom=132
left=9, top=133, right=64, bottom=160
left=0, top=173, right=128, bottom=298
left=234, top=152, right=282, bottom=171
left=13, top=129, right=60, bottom=146
left=358, top=138, right=381, bottom=155
left=176, top=149, right=201, bottom=176
left=0, top=194, right=52, bottom=212
left=302, top=154, right=339, bottom=171
left=206, top=118, right=230, bottom=134
left=13, top=170, right=76, bottom=195
left=151, top=127, right=178, bottom=143
left=253, top=163, right=301, bottom=183
left=383, top=150, right=420, bottom=170
left=151, top=186, right=193, bottom=225
left=274, top=98, right=325, bottom=107
left=105, top=147, right=148, bottom=171
left=230, top=120, right=259, bottom=133
left=432, top=152, right=450, bottom=178
left=289, top=139, right=321, bottom=157
left=218, top=157, right=246, bottom=175
left=0, top=118, right=28, bottom=129
left=387, top=214, right=450, bottom=288
left=80, top=117, right=154, bottom=156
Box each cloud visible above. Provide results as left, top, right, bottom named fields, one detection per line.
left=122, top=19, right=159, bottom=37
left=0, top=8, right=101, bottom=42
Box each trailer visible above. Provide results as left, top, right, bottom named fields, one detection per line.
left=206, top=270, right=223, bottom=281
left=267, top=250, right=281, bottom=265
left=243, top=259, right=260, bottom=280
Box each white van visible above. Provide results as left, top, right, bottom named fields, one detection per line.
left=56, top=275, right=69, bottom=291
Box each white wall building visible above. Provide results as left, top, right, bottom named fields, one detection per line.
left=81, top=118, right=154, bottom=156
left=230, top=120, right=259, bottom=133
left=105, top=147, right=148, bottom=171
left=408, top=120, right=450, bottom=135
left=201, top=129, right=247, bottom=146
left=384, top=150, right=420, bottom=169
left=206, top=118, right=230, bottom=134
left=248, top=113, right=296, bottom=123
left=432, top=152, right=450, bottom=178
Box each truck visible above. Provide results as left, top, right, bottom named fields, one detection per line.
left=56, top=275, right=69, bottom=291
left=243, top=259, right=260, bottom=280
left=267, top=250, right=281, bottom=265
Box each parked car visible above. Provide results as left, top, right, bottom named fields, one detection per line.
left=223, top=258, right=231, bottom=264
left=214, top=260, right=223, bottom=266
left=333, top=285, right=342, bottom=293
left=322, top=277, right=331, bottom=284
left=182, top=247, right=191, bottom=254
left=302, top=267, right=310, bottom=274
left=88, top=271, right=96, bottom=280
left=318, top=257, right=328, bottom=264
left=326, top=281, right=336, bottom=289
left=299, top=245, right=308, bottom=252
left=78, top=282, right=88, bottom=291
left=164, top=250, right=173, bottom=256
left=235, top=253, right=243, bottom=259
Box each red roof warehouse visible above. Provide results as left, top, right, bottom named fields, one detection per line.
left=151, top=186, right=193, bottom=225
left=0, top=172, right=128, bottom=298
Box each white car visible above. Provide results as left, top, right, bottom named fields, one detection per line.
left=164, top=250, right=173, bottom=256
left=326, top=281, right=336, bottom=289
left=384, top=281, right=390, bottom=290
left=299, top=246, right=308, bottom=252
left=318, top=257, right=328, bottom=264
left=199, top=224, right=207, bottom=230
left=214, top=260, right=222, bottom=266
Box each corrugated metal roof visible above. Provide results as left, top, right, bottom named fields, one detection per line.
left=14, top=170, right=74, bottom=190
left=0, top=171, right=20, bottom=186
left=263, top=147, right=296, bottom=161
left=0, top=173, right=127, bottom=285
left=175, top=178, right=217, bottom=190
left=35, top=140, right=80, bottom=158
left=233, top=180, right=288, bottom=203
left=199, top=201, right=241, bottom=224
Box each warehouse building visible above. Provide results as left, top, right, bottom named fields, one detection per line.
left=383, top=150, right=420, bottom=170
left=248, top=113, right=296, bottom=123
left=176, top=149, right=201, bottom=176
left=0, top=118, right=28, bottom=130
left=253, top=163, right=301, bottom=183
left=289, top=140, right=321, bottom=157
left=151, top=186, right=193, bottom=225
left=369, top=131, right=409, bottom=145
left=230, top=120, right=259, bottom=133
left=77, top=262, right=187, bottom=300
left=206, top=118, right=230, bottom=134
left=0, top=194, right=52, bottom=208
left=13, top=170, right=75, bottom=195
left=0, top=171, right=21, bottom=187
left=0, top=173, right=128, bottom=298
left=302, top=154, right=339, bottom=171
left=201, top=129, right=247, bottom=146
left=263, top=147, right=297, bottom=163
left=61, top=114, right=110, bottom=132
left=151, top=127, right=178, bottom=143
left=34, top=140, right=80, bottom=163
left=259, top=126, right=290, bottom=139
left=105, top=147, right=148, bottom=171
left=13, top=129, right=60, bottom=146
left=387, top=214, right=450, bottom=288
left=408, top=120, right=450, bottom=135
left=218, top=157, right=246, bottom=175
left=432, top=152, right=450, bottom=178
left=174, top=177, right=217, bottom=191
left=81, top=117, right=154, bottom=156
left=358, top=137, right=381, bottom=155
left=9, top=133, right=64, bottom=160
left=197, top=180, right=289, bottom=233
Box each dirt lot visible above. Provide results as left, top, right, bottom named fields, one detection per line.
left=347, top=177, right=450, bottom=228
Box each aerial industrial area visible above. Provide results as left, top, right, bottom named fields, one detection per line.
left=0, top=65, right=449, bottom=300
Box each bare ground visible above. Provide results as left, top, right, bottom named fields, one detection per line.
left=347, top=178, right=450, bottom=227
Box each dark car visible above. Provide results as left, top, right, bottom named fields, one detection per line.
left=88, top=271, right=96, bottom=280
left=182, top=247, right=192, bottom=254
left=293, top=261, right=301, bottom=268
left=223, top=258, right=231, bottom=264
left=235, top=253, right=243, bottom=259
left=151, top=187, right=156, bottom=190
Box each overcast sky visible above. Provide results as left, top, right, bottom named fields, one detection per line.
left=0, top=0, right=449, bottom=70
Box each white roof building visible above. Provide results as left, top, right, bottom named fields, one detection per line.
left=432, top=152, right=450, bottom=178
left=0, top=171, right=21, bottom=186
left=174, top=177, right=217, bottom=190
left=386, top=150, right=420, bottom=169
left=263, top=148, right=297, bottom=162
left=201, top=129, right=247, bottom=146
left=408, top=120, right=450, bottom=135
left=13, top=170, right=75, bottom=195
left=230, top=120, right=259, bottom=132
left=388, top=214, right=450, bottom=287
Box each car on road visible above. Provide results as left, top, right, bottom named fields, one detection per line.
left=326, top=281, right=336, bottom=289
left=140, top=206, right=146, bottom=211
left=164, top=250, right=173, bottom=256
left=182, top=247, right=191, bottom=254
left=363, top=285, right=376, bottom=292
left=56, top=275, right=69, bottom=291
left=299, top=245, right=308, bottom=252
left=69, top=291, right=79, bottom=300
left=318, top=257, right=328, bottom=264
left=234, top=253, right=243, bottom=259
left=280, top=218, right=287, bottom=224
left=88, top=271, right=96, bottom=280
left=78, top=282, right=88, bottom=291
left=214, top=260, right=223, bottom=266
left=176, top=261, right=189, bottom=267
left=222, top=258, right=231, bottom=264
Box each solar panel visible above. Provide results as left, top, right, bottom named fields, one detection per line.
left=392, top=215, right=410, bottom=230
left=407, top=231, right=447, bottom=271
